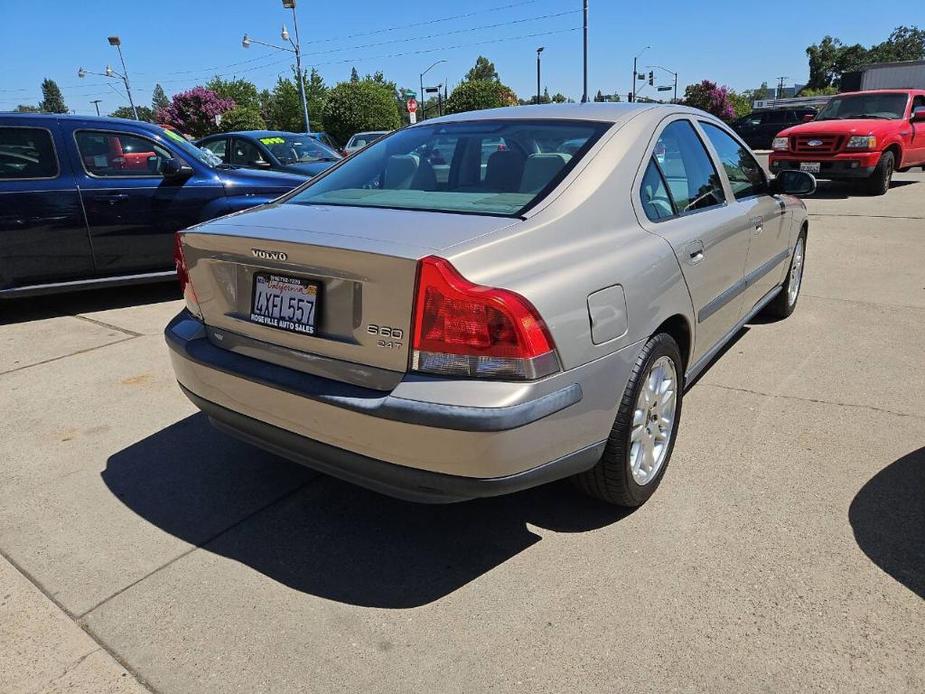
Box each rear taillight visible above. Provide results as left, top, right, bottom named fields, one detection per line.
left=173, top=232, right=201, bottom=317
left=411, top=256, right=558, bottom=380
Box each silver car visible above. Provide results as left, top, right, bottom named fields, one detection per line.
left=166, top=104, right=814, bottom=506
left=344, top=130, right=391, bottom=155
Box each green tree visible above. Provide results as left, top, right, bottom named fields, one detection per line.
left=322, top=79, right=401, bottom=144
left=805, top=26, right=924, bottom=90
left=13, top=104, right=39, bottom=113
left=111, top=105, right=156, bottom=122
left=268, top=68, right=326, bottom=132
left=593, top=89, right=605, bottom=102
left=151, top=84, right=169, bottom=112
left=551, top=92, right=567, bottom=103
left=206, top=76, right=260, bottom=111
left=465, top=56, right=499, bottom=82
left=446, top=80, right=518, bottom=115
left=39, top=79, right=68, bottom=113
left=727, top=91, right=753, bottom=119
left=350, top=66, right=360, bottom=83
left=219, top=105, right=266, bottom=131
left=868, top=25, right=925, bottom=62
left=798, top=86, right=838, bottom=97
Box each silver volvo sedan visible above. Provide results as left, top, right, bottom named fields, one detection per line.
left=166, top=103, right=814, bottom=506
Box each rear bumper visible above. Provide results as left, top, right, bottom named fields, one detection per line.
left=769, top=151, right=880, bottom=179
left=183, top=385, right=605, bottom=503
left=166, top=311, right=630, bottom=501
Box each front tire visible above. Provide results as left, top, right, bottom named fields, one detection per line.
left=572, top=333, right=683, bottom=507
left=862, top=151, right=894, bottom=196
left=763, top=230, right=806, bottom=320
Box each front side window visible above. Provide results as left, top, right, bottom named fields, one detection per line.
left=287, top=119, right=609, bottom=217
left=815, top=93, right=909, bottom=121
left=653, top=120, right=725, bottom=214
left=0, top=127, right=58, bottom=179
left=76, top=131, right=172, bottom=177
left=231, top=139, right=268, bottom=166
left=700, top=122, right=767, bottom=200
left=201, top=138, right=228, bottom=161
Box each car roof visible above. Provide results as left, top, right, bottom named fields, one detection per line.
left=835, top=89, right=925, bottom=97
left=0, top=112, right=163, bottom=130
left=208, top=130, right=310, bottom=139
left=417, top=102, right=698, bottom=126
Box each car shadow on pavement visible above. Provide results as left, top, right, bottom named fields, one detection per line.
left=809, top=179, right=917, bottom=200
left=849, top=446, right=924, bottom=599
left=103, top=413, right=630, bottom=608
left=0, top=282, right=180, bottom=326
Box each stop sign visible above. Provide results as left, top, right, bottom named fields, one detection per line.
left=406, top=98, right=418, bottom=113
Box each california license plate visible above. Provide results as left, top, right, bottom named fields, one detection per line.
left=800, top=162, right=821, bottom=174
left=250, top=273, right=319, bottom=335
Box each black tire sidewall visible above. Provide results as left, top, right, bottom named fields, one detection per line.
left=609, top=334, right=684, bottom=506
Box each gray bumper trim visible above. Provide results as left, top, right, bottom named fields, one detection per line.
left=166, top=311, right=582, bottom=433
left=184, top=386, right=605, bottom=504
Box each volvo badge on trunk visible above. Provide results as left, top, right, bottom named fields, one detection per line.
left=252, top=248, right=288, bottom=261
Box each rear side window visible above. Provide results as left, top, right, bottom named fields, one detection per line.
left=232, top=138, right=268, bottom=166
left=700, top=122, right=767, bottom=200
left=76, top=131, right=173, bottom=177
left=640, top=159, right=674, bottom=221
left=0, top=127, right=58, bottom=179
left=653, top=120, right=725, bottom=214
left=201, top=138, right=227, bottom=161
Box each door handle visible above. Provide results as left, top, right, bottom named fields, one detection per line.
left=686, top=240, right=705, bottom=265
left=750, top=215, right=764, bottom=233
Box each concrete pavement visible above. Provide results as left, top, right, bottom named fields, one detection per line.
left=1, top=173, right=923, bottom=693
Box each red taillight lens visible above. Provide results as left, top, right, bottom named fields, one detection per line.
left=173, top=232, right=200, bottom=316
left=411, top=256, right=558, bottom=380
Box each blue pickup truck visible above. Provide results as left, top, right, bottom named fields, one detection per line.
left=0, top=114, right=308, bottom=297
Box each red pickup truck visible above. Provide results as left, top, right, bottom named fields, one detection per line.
left=769, top=89, right=925, bottom=195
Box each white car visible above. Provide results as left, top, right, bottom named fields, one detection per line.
left=344, top=130, right=390, bottom=155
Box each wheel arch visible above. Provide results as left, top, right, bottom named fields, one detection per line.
left=884, top=142, right=903, bottom=167
left=653, top=314, right=692, bottom=373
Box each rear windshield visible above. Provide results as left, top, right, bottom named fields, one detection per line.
left=816, top=93, right=909, bottom=121
left=287, top=119, right=610, bottom=217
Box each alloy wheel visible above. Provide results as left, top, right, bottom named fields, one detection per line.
left=629, top=356, right=678, bottom=485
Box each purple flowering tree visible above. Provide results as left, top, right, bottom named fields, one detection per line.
left=682, top=80, right=736, bottom=122
left=156, top=87, right=235, bottom=138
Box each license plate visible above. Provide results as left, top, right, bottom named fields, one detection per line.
left=800, top=162, right=821, bottom=174
left=250, top=273, right=319, bottom=335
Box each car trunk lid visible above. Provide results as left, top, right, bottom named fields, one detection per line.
left=181, top=202, right=517, bottom=387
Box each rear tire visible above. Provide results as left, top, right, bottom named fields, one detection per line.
left=862, top=151, right=894, bottom=196
left=572, top=333, right=683, bottom=507
left=763, top=230, right=806, bottom=320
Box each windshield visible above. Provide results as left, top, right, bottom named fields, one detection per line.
left=287, top=119, right=609, bottom=217
left=816, top=93, right=909, bottom=121
left=260, top=135, right=340, bottom=164
left=348, top=132, right=387, bottom=148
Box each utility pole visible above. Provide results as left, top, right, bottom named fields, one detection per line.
left=536, top=47, right=544, bottom=104
left=581, top=0, right=589, bottom=103
left=776, top=76, right=788, bottom=100
left=90, top=99, right=102, bottom=116
left=632, top=46, right=650, bottom=103
left=107, top=37, right=138, bottom=120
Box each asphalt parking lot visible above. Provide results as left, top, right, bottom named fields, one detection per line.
left=2, top=170, right=924, bottom=693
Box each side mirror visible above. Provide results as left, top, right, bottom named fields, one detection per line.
left=160, top=158, right=193, bottom=179
left=772, top=169, right=816, bottom=196
left=912, top=107, right=925, bottom=122
left=802, top=113, right=815, bottom=122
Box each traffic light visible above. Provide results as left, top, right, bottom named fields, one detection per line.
left=648, top=71, right=654, bottom=86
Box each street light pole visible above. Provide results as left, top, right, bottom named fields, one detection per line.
left=536, top=47, right=544, bottom=104
left=107, top=37, right=138, bottom=120
left=90, top=99, right=102, bottom=116
left=419, top=59, right=446, bottom=121
left=284, top=1, right=311, bottom=134
left=581, top=0, right=588, bottom=103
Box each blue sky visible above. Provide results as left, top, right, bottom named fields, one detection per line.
left=0, top=0, right=912, bottom=115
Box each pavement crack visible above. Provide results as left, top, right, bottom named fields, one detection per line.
left=699, top=382, right=925, bottom=421
left=73, top=314, right=143, bottom=338
left=0, top=335, right=138, bottom=376
left=77, top=475, right=320, bottom=620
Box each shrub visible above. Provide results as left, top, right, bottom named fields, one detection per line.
left=322, top=80, right=401, bottom=144
left=445, top=80, right=518, bottom=115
